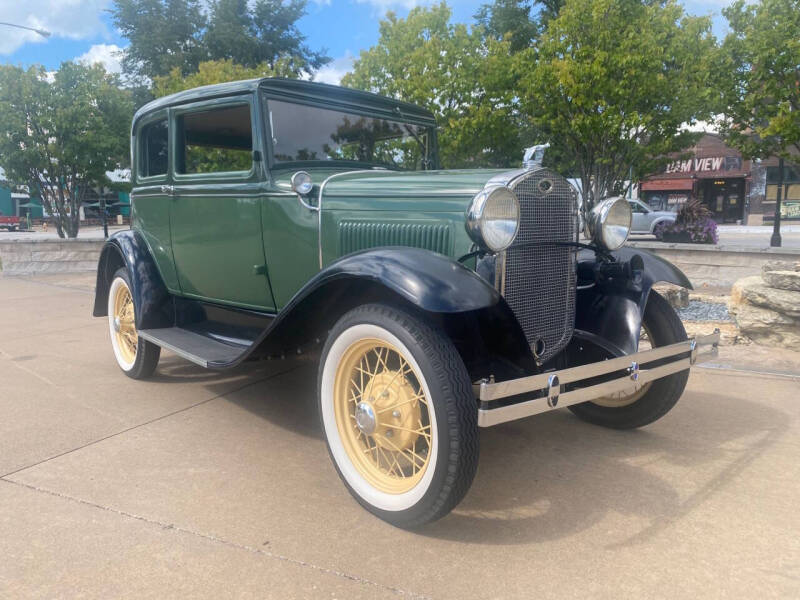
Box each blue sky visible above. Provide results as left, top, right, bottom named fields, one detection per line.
left=1, top=0, right=732, bottom=84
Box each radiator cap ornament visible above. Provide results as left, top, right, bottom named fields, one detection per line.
left=523, top=144, right=549, bottom=170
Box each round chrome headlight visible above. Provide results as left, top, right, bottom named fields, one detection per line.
left=466, top=185, right=520, bottom=253
left=587, top=197, right=632, bottom=251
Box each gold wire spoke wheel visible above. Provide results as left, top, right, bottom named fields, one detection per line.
left=592, top=324, right=654, bottom=408
left=333, top=339, right=433, bottom=494
left=112, top=281, right=138, bottom=364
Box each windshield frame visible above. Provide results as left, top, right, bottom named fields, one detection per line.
left=260, top=93, right=440, bottom=172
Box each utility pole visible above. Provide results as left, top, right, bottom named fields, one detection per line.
left=771, top=157, right=784, bottom=247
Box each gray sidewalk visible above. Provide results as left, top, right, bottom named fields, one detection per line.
left=1, top=273, right=799, bottom=599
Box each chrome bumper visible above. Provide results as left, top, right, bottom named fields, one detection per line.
left=475, top=330, right=720, bottom=427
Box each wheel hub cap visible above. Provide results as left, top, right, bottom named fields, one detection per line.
left=355, top=401, right=377, bottom=435
left=332, top=340, right=433, bottom=494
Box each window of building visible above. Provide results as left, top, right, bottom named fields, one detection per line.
left=138, top=119, right=168, bottom=178
left=176, top=104, right=253, bottom=175
left=767, top=165, right=800, bottom=183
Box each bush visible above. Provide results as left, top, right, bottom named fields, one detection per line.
left=657, top=200, right=719, bottom=244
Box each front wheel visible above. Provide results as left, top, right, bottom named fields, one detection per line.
left=318, top=304, right=479, bottom=529
left=107, top=268, right=160, bottom=379
left=568, top=291, right=689, bottom=429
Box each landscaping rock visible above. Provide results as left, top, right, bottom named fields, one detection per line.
left=762, top=260, right=800, bottom=274
left=729, top=275, right=800, bottom=347
left=763, top=270, right=800, bottom=292
left=654, top=285, right=689, bottom=309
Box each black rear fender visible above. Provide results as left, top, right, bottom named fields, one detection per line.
left=92, top=230, right=173, bottom=330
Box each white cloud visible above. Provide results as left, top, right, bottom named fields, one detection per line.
left=76, top=43, right=124, bottom=74
left=354, top=0, right=435, bottom=15
left=313, top=52, right=355, bottom=86
left=0, top=0, right=111, bottom=55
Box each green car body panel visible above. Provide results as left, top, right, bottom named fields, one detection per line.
left=129, top=78, right=501, bottom=312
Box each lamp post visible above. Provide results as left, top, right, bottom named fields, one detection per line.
left=771, top=157, right=784, bottom=248
left=0, top=22, right=51, bottom=38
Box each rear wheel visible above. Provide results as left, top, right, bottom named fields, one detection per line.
left=107, top=268, right=160, bottom=379
left=568, top=291, right=689, bottom=429
left=319, top=303, right=478, bottom=528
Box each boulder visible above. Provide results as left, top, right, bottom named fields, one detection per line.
left=762, top=260, right=800, bottom=275
left=729, top=275, right=800, bottom=347
left=653, top=284, right=689, bottom=309
left=763, top=270, right=800, bottom=292
left=731, top=276, right=800, bottom=318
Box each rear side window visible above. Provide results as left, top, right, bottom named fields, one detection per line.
left=176, top=104, right=253, bottom=175
left=138, top=119, right=168, bottom=178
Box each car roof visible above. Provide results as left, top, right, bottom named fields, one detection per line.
left=133, top=78, right=437, bottom=129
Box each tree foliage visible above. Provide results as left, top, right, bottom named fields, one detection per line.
left=343, top=3, right=524, bottom=168
left=718, top=0, right=800, bottom=160
left=0, top=63, right=133, bottom=238
left=517, top=0, right=717, bottom=208
left=474, top=0, right=538, bottom=51
left=111, top=0, right=207, bottom=83
left=110, top=0, right=329, bottom=83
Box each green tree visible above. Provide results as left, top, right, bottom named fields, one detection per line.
left=475, top=0, right=539, bottom=51
left=719, top=0, right=800, bottom=159
left=719, top=0, right=800, bottom=245
left=343, top=3, right=522, bottom=168
left=517, top=0, right=717, bottom=209
left=110, top=0, right=207, bottom=83
left=111, top=0, right=329, bottom=83
left=205, top=0, right=329, bottom=75
left=0, top=63, right=133, bottom=238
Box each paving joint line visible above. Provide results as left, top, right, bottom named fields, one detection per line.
left=0, top=364, right=301, bottom=479
left=697, top=363, right=800, bottom=381
left=0, top=477, right=429, bottom=599
left=3, top=275, right=95, bottom=294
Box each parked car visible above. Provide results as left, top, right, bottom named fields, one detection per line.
left=92, top=79, right=719, bottom=528
left=627, top=198, right=676, bottom=238
left=0, top=211, right=20, bottom=231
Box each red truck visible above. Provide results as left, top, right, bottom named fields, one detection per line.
left=0, top=211, right=20, bottom=231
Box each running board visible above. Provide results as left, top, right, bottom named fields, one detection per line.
left=138, top=327, right=251, bottom=368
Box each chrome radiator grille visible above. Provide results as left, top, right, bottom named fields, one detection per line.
left=502, top=168, right=579, bottom=362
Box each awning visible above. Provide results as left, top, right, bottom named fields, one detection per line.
left=640, top=179, right=694, bottom=191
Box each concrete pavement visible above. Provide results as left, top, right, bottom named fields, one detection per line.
left=1, top=273, right=799, bottom=599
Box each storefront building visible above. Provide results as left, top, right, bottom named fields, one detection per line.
left=640, top=134, right=751, bottom=223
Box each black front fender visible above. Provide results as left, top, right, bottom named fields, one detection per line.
left=249, top=247, right=531, bottom=372
left=575, top=247, right=692, bottom=356
left=92, top=230, right=173, bottom=330
left=258, top=247, right=502, bottom=345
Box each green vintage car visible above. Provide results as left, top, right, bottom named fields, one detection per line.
left=93, top=78, right=719, bottom=528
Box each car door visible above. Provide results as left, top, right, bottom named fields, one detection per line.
left=629, top=200, right=650, bottom=232
left=169, top=97, right=276, bottom=311
left=131, top=111, right=180, bottom=293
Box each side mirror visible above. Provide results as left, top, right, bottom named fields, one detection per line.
left=291, top=171, right=313, bottom=195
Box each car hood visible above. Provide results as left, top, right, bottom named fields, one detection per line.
left=271, top=167, right=513, bottom=207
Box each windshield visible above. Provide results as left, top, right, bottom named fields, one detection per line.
left=267, top=99, right=434, bottom=170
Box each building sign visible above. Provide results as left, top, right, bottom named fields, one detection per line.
left=781, top=201, right=800, bottom=220
left=665, top=156, right=742, bottom=175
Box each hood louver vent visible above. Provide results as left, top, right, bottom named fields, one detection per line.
left=339, top=221, right=452, bottom=256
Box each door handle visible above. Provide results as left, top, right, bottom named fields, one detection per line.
left=161, top=185, right=174, bottom=195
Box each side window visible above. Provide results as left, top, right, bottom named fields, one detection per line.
left=138, top=119, right=168, bottom=178
left=629, top=201, right=646, bottom=213
left=176, top=104, right=253, bottom=175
